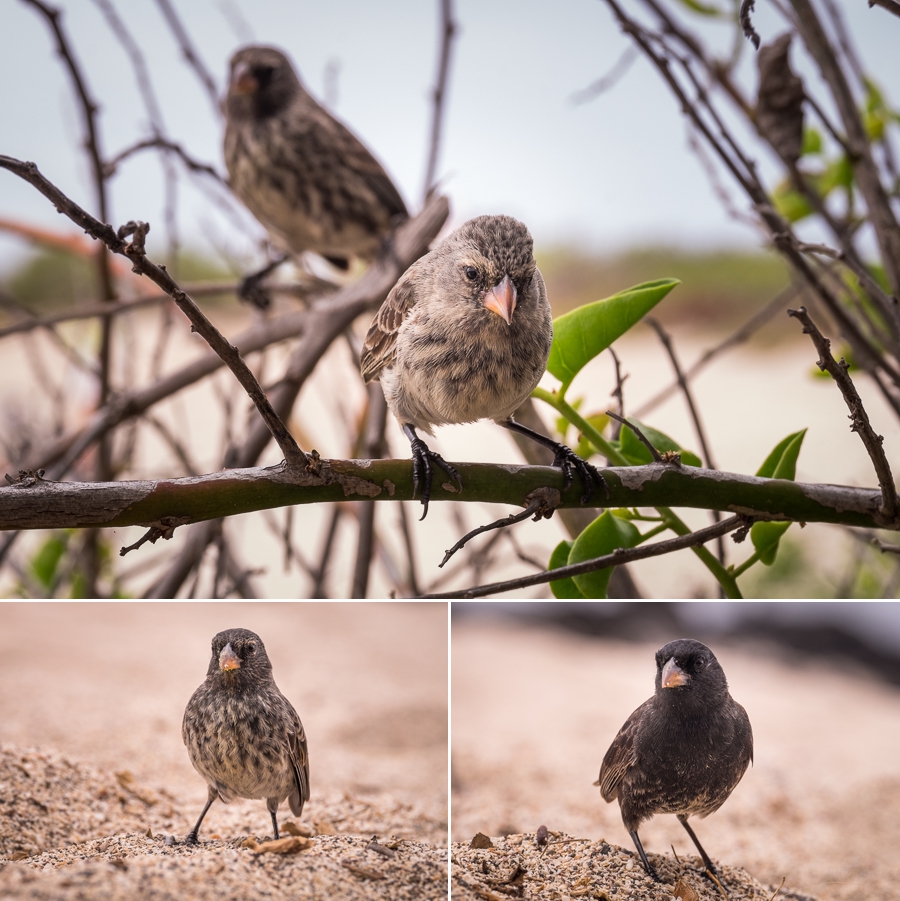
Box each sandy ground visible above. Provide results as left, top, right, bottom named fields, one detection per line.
left=451, top=616, right=900, bottom=901
left=0, top=602, right=448, bottom=899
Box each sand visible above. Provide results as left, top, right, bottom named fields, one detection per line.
left=0, top=602, right=449, bottom=900
left=451, top=617, right=900, bottom=901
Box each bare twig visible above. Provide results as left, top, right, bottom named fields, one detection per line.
left=103, top=138, right=225, bottom=183
left=605, top=412, right=662, bottom=463
left=0, top=156, right=308, bottom=471
left=439, top=487, right=561, bottom=568
left=422, top=0, right=457, bottom=201
left=645, top=318, right=718, bottom=471
left=868, top=0, right=900, bottom=20
left=351, top=385, right=389, bottom=598
left=153, top=0, right=221, bottom=117
left=788, top=306, right=899, bottom=523
left=633, top=281, right=802, bottom=418
left=571, top=46, right=639, bottom=104
left=422, top=515, right=746, bottom=599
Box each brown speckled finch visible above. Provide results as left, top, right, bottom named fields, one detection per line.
left=597, top=639, right=753, bottom=883
left=224, top=45, right=408, bottom=304
left=182, top=628, right=309, bottom=843
left=360, top=214, right=605, bottom=518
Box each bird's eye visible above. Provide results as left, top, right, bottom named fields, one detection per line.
left=464, top=266, right=478, bottom=281
left=246, top=641, right=257, bottom=654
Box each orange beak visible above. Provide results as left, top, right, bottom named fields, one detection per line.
left=219, top=642, right=241, bottom=671
left=231, top=61, right=258, bottom=95
left=483, top=274, right=517, bottom=326
left=661, top=657, right=689, bottom=688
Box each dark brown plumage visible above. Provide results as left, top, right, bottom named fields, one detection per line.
left=223, top=45, right=408, bottom=303
left=597, top=638, right=752, bottom=883
left=360, top=214, right=605, bottom=518
left=182, top=628, right=309, bottom=843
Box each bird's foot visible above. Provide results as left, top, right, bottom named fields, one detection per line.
left=408, top=434, right=462, bottom=520
left=551, top=444, right=609, bottom=506
left=183, top=832, right=200, bottom=845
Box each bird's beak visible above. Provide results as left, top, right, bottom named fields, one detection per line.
left=219, top=642, right=241, bottom=671
left=483, top=274, right=517, bottom=325
left=661, top=657, right=689, bottom=688
left=231, top=61, right=258, bottom=95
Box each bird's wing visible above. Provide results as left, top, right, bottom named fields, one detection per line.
left=595, top=703, right=645, bottom=802
left=359, top=265, right=422, bottom=383
left=305, top=101, right=408, bottom=222
left=287, top=710, right=310, bottom=812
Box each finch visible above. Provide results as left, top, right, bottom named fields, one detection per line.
left=182, top=628, right=309, bottom=843
left=223, top=45, right=408, bottom=304
left=596, top=639, right=753, bottom=883
left=360, top=214, right=604, bottom=518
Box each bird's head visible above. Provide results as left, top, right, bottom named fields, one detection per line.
left=654, top=638, right=727, bottom=696
left=206, top=628, right=273, bottom=684
left=225, top=45, right=302, bottom=121
left=451, top=215, right=538, bottom=327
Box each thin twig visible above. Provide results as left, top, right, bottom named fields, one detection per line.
left=868, top=0, right=900, bottom=20
left=0, top=156, right=308, bottom=471
left=439, top=487, right=561, bottom=568
left=422, top=515, right=746, bottom=599
left=153, top=0, right=221, bottom=117
left=645, top=318, right=718, bottom=470
left=422, top=0, right=457, bottom=201
left=103, top=137, right=225, bottom=183
left=351, top=384, right=389, bottom=598
left=788, top=305, right=899, bottom=523
left=570, top=46, right=639, bottom=104
left=605, top=412, right=663, bottom=462
left=633, top=280, right=802, bottom=418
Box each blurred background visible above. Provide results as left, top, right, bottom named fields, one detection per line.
left=0, top=602, right=448, bottom=846
left=451, top=600, right=900, bottom=900
left=2, top=0, right=899, bottom=597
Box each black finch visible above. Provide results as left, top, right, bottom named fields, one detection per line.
left=224, top=45, right=408, bottom=277
left=597, top=639, right=753, bottom=884
left=360, top=214, right=605, bottom=518
left=182, top=628, right=309, bottom=843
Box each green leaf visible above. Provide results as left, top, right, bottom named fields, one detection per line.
left=568, top=512, right=641, bottom=599
left=800, top=127, right=822, bottom=156
left=751, top=521, right=792, bottom=566
left=573, top=413, right=611, bottom=458
left=675, top=0, right=724, bottom=14
left=751, top=429, right=806, bottom=564
left=772, top=181, right=813, bottom=222
left=755, top=429, right=806, bottom=479
left=547, top=280, right=679, bottom=392
left=30, top=534, right=67, bottom=589
left=618, top=419, right=702, bottom=467
left=548, top=540, right=585, bottom=598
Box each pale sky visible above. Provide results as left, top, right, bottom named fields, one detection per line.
left=1, top=0, right=897, bottom=271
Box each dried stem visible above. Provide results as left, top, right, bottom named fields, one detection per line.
left=422, top=0, right=457, bottom=201
left=423, top=515, right=746, bottom=599
left=788, top=305, right=899, bottom=524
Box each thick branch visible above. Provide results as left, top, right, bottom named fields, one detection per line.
left=0, top=461, right=886, bottom=533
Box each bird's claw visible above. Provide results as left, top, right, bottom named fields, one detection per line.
left=409, top=435, right=462, bottom=520
left=551, top=445, right=609, bottom=505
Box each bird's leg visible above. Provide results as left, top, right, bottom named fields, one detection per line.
left=238, top=253, right=289, bottom=309
left=402, top=423, right=462, bottom=520
left=500, top=418, right=609, bottom=505
left=677, top=816, right=720, bottom=876
left=184, top=788, right=218, bottom=844
left=628, top=829, right=662, bottom=882
left=268, top=801, right=281, bottom=841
